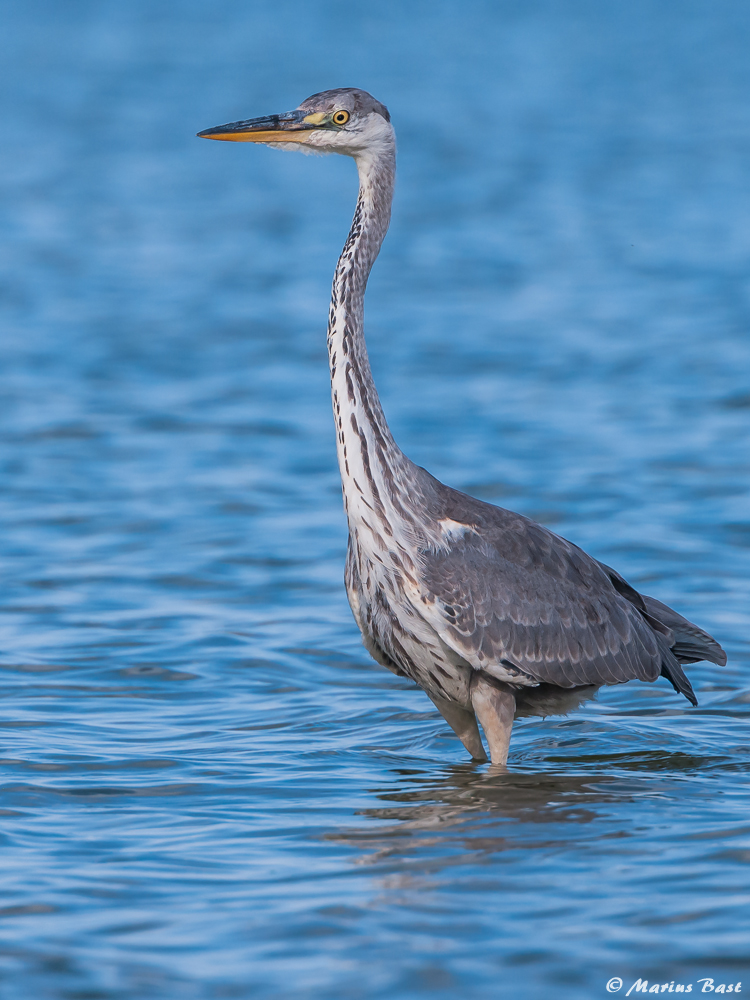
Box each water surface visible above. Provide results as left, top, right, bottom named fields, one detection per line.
left=1, top=1, right=749, bottom=997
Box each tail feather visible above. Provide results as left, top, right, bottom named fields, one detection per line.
left=642, top=595, right=727, bottom=666
left=596, top=560, right=727, bottom=705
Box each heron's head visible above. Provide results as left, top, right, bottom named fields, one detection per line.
left=197, top=88, right=393, bottom=159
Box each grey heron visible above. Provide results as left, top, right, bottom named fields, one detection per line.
left=198, top=88, right=727, bottom=765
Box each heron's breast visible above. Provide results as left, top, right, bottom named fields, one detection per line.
left=347, top=527, right=473, bottom=706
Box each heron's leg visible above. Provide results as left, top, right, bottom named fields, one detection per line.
left=470, top=674, right=516, bottom=766
left=427, top=693, right=487, bottom=761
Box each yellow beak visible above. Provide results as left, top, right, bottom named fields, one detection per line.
left=197, top=110, right=320, bottom=143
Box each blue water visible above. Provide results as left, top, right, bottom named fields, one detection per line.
left=1, top=1, right=749, bottom=997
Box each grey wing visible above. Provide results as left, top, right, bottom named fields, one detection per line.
left=593, top=560, right=727, bottom=667
left=418, top=516, right=679, bottom=693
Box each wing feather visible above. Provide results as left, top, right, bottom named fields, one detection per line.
left=418, top=502, right=665, bottom=691
left=396, top=472, right=726, bottom=702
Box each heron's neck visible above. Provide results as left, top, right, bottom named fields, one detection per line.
left=328, top=147, right=417, bottom=536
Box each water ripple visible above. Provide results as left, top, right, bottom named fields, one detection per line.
left=1, top=1, right=749, bottom=997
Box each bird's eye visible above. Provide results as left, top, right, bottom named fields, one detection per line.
left=332, top=110, right=350, bottom=126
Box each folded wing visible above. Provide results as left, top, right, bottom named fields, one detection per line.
left=416, top=491, right=725, bottom=705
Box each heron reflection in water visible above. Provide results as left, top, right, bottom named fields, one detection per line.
left=198, top=89, right=726, bottom=766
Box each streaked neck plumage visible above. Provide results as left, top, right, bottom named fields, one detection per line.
left=327, top=142, right=420, bottom=539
